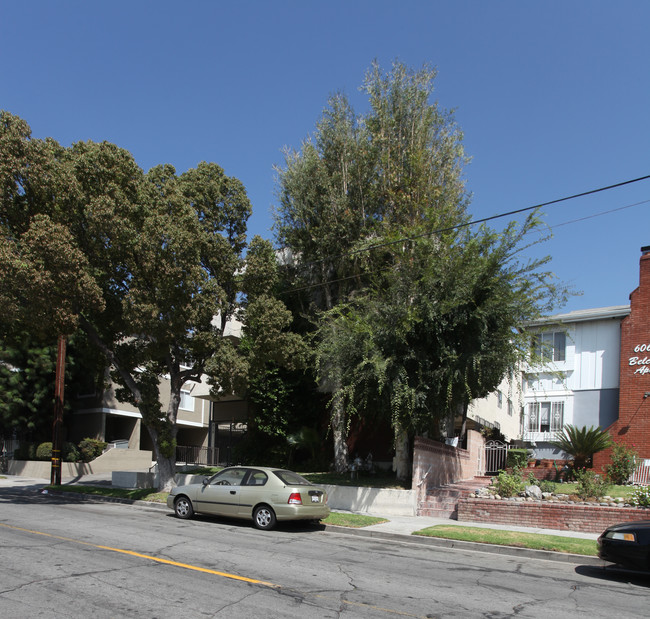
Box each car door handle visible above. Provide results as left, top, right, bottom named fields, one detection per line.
left=230, top=490, right=236, bottom=495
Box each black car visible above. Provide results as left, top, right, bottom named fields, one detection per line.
left=598, top=520, right=650, bottom=571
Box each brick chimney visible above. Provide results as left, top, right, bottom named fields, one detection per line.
left=594, top=246, right=650, bottom=471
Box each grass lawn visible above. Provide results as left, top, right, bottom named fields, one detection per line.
left=413, top=525, right=598, bottom=556
left=323, top=512, right=388, bottom=527
left=550, top=483, right=636, bottom=500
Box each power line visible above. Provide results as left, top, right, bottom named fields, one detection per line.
left=280, top=174, right=650, bottom=295
left=546, top=198, right=650, bottom=230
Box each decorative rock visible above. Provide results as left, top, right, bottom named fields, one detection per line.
left=525, top=485, right=543, bottom=500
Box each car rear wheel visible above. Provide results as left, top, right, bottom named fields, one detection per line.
left=253, top=505, right=276, bottom=530
left=174, top=496, right=194, bottom=519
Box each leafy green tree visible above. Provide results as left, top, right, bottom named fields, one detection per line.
left=276, top=61, right=565, bottom=477
left=276, top=61, right=471, bottom=472
left=0, top=333, right=59, bottom=443
left=551, top=425, right=613, bottom=470
left=0, top=330, right=105, bottom=446
left=206, top=235, right=311, bottom=463
left=1, top=112, right=259, bottom=490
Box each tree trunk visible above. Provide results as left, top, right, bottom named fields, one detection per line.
left=330, top=392, right=349, bottom=473
left=146, top=424, right=178, bottom=491
left=394, top=425, right=410, bottom=481
left=156, top=453, right=176, bottom=492
left=459, top=402, right=469, bottom=443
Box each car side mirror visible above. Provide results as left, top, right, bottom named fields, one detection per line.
left=202, top=477, right=209, bottom=486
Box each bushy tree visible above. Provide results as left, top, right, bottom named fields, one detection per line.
left=276, top=61, right=471, bottom=472
left=276, top=62, right=566, bottom=477
left=0, top=112, right=263, bottom=490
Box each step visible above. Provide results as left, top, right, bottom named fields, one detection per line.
left=419, top=476, right=493, bottom=519
left=418, top=506, right=459, bottom=519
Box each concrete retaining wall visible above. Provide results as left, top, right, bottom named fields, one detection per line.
left=8, top=449, right=153, bottom=479
left=322, top=484, right=416, bottom=516
left=112, top=472, right=206, bottom=489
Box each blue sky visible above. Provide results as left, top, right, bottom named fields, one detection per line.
left=2, top=1, right=649, bottom=313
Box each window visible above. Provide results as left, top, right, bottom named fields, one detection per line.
left=497, top=391, right=503, bottom=408
left=528, top=401, right=564, bottom=433
left=179, top=389, right=194, bottom=411
left=209, top=468, right=247, bottom=486
left=507, top=400, right=513, bottom=417
left=532, top=331, right=566, bottom=362
left=245, top=470, right=268, bottom=486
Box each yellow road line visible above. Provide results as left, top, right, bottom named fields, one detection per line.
left=1, top=522, right=429, bottom=617
left=0, top=522, right=278, bottom=588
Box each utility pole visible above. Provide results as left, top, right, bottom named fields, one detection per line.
left=50, top=335, right=66, bottom=486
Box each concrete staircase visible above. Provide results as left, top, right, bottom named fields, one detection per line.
left=419, top=476, right=493, bottom=519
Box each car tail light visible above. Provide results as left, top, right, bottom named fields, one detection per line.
left=288, top=492, right=302, bottom=505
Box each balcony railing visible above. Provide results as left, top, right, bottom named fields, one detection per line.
left=522, top=431, right=557, bottom=442
left=176, top=445, right=218, bottom=466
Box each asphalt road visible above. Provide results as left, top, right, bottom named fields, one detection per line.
left=1, top=488, right=648, bottom=618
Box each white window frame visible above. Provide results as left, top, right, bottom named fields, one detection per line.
left=527, top=401, right=564, bottom=434
left=179, top=389, right=195, bottom=412
left=533, top=331, right=566, bottom=363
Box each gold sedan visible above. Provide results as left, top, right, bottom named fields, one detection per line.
left=167, top=466, right=330, bottom=530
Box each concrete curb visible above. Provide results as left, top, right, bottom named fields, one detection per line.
left=35, top=487, right=602, bottom=567
left=322, top=524, right=603, bottom=567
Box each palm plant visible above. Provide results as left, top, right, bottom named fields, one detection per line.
left=551, top=424, right=613, bottom=469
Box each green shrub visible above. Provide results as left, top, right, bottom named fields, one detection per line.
left=527, top=472, right=539, bottom=486
left=539, top=480, right=556, bottom=493
left=63, top=442, right=81, bottom=462
left=493, top=469, right=525, bottom=498
left=36, top=442, right=52, bottom=461
left=606, top=443, right=638, bottom=485
left=78, top=438, right=107, bottom=462
left=575, top=469, right=609, bottom=500
left=506, top=449, right=529, bottom=469
left=35, top=441, right=81, bottom=462
left=629, top=486, right=650, bottom=508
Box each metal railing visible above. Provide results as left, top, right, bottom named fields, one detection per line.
left=176, top=445, right=218, bottom=466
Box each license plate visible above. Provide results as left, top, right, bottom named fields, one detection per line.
left=311, top=495, right=320, bottom=503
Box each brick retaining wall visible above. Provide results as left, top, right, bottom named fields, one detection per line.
left=458, top=498, right=649, bottom=534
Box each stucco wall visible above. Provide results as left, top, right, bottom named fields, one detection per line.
left=412, top=431, right=485, bottom=505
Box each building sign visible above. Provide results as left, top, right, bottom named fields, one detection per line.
left=629, top=344, right=650, bottom=375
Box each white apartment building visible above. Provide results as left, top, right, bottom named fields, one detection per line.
left=521, top=305, right=629, bottom=459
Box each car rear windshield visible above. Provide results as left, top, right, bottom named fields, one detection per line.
left=273, top=470, right=312, bottom=486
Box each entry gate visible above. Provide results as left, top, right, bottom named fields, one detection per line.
left=482, top=440, right=509, bottom=475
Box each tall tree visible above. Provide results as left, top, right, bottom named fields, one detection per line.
left=275, top=61, right=471, bottom=472
left=0, top=112, right=254, bottom=490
